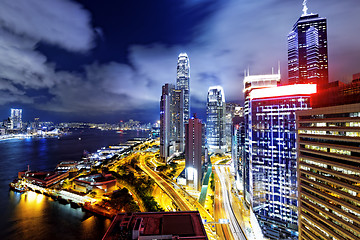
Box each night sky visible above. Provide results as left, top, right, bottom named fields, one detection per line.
left=0, top=0, right=359, bottom=123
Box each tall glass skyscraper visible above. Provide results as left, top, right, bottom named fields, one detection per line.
left=231, top=107, right=245, bottom=191
left=172, top=89, right=184, bottom=153
left=160, top=84, right=185, bottom=162
left=10, top=108, right=22, bottom=130
left=243, top=72, right=280, bottom=206
left=176, top=53, right=190, bottom=124
left=206, top=86, right=226, bottom=154
left=248, top=84, right=316, bottom=239
left=288, top=5, right=328, bottom=87
left=160, top=84, right=175, bottom=162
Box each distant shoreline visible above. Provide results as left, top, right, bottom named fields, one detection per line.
left=0, top=133, right=65, bottom=141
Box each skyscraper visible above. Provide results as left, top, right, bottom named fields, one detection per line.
left=173, top=89, right=185, bottom=153
left=160, top=84, right=185, bottom=162
left=231, top=107, right=245, bottom=191
left=10, top=108, right=22, bottom=130
left=160, top=84, right=175, bottom=162
left=297, top=80, right=360, bottom=240
left=243, top=72, right=280, bottom=205
left=206, top=86, right=226, bottom=154
left=176, top=53, right=190, bottom=124
left=297, top=103, right=360, bottom=240
left=288, top=1, right=328, bottom=87
left=185, top=116, right=203, bottom=191
left=247, top=84, right=316, bottom=239
left=225, top=103, right=241, bottom=152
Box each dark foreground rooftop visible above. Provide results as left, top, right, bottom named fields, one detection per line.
left=102, top=211, right=208, bottom=240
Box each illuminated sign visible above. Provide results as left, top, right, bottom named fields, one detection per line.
left=250, top=84, right=316, bottom=100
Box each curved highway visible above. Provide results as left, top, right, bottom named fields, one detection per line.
left=215, top=165, right=248, bottom=240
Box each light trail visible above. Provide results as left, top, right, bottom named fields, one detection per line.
left=138, top=155, right=192, bottom=211
left=215, top=165, right=247, bottom=240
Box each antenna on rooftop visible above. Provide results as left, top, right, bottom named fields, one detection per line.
left=278, top=61, right=281, bottom=75
left=302, top=0, right=308, bottom=16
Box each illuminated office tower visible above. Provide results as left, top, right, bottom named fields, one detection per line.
left=288, top=2, right=328, bottom=87
left=185, top=116, right=203, bottom=191
left=160, top=84, right=184, bottom=162
left=248, top=84, right=316, bottom=239
left=231, top=107, right=245, bottom=190
left=206, top=86, right=226, bottom=154
left=176, top=53, right=190, bottom=124
left=160, top=84, right=175, bottom=162
left=243, top=71, right=280, bottom=206
left=225, top=103, right=241, bottom=152
left=306, top=26, right=320, bottom=83
left=297, top=81, right=360, bottom=240
left=10, top=108, right=22, bottom=130
left=173, top=89, right=184, bottom=152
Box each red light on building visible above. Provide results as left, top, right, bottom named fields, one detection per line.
left=250, top=84, right=317, bottom=100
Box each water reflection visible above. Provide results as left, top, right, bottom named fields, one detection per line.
left=1, top=130, right=148, bottom=240
left=7, top=190, right=111, bottom=240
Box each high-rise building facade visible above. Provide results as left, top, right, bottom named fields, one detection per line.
left=160, top=84, right=185, bottom=162
left=185, top=116, right=203, bottom=191
left=160, top=84, right=175, bottom=162
left=297, top=103, right=360, bottom=240
left=297, top=82, right=360, bottom=240
left=173, top=89, right=185, bottom=153
left=225, top=103, right=241, bottom=152
left=206, top=86, right=226, bottom=154
left=10, top=108, right=22, bottom=130
left=288, top=4, right=328, bottom=87
left=176, top=53, right=190, bottom=124
left=243, top=72, right=280, bottom=205
left=247, top=84, right=316, bottom=239
left=231, top=107, right=245, bottom=191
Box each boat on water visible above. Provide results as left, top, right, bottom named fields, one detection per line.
left=50, top=194, right=58, bottom=200
left=9, top=179, right=28, bottom=193
left=58, top=197, right=69, bottom=205
left=70, top=201, right=81, bottom=209
left=43, top=191, right=51, bottom=197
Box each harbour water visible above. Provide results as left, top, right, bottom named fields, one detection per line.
left=0, top=128, right=150, bottom=240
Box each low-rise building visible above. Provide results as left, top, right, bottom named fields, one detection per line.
left=19, top=171, right=69, bottom=188
left=73, top=173, right=116, bottom=194
left=102, top=211, right=208, bottom=240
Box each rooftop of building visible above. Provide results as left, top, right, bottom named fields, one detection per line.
left=20, top=171, right=65, bottom=181
left=207, top=86, right=225, bottom=103
left=75, top=173, right=115, bottom=184
left=102, top=211, right=208, bottom=240
left=290, top=12, right=326, bottom=32
left=178, top=52, right=189, bottom=58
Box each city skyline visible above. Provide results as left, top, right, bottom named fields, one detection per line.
left=3, top=1, right=360, bottom=239
left=0, top=0, right=359, bottom=123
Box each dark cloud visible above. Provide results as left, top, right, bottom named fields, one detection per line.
left=0, top=0, right=359, bottom=122
left=0, top=0, right=94, bottom=52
